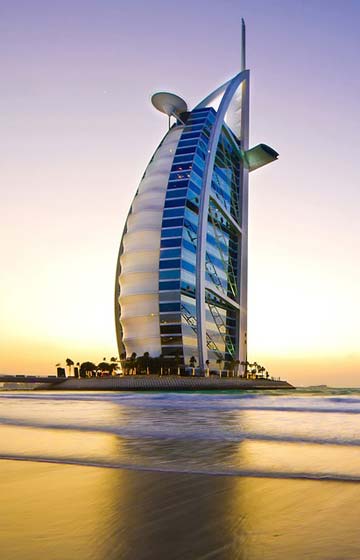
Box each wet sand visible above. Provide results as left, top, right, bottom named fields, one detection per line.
left=2, top=459, right=360, bottom=560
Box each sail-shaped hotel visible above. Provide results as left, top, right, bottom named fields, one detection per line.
left=115, top=21, right=278, bottom=372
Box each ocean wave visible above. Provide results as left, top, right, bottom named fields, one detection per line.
left=2, top=392, right=360, bottom=415
left=2, top=416, right=360, bottom=448
left=1, top=452, right=360, bottom=483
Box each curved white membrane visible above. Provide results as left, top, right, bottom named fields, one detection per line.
left=195, top=74, right=244, bottom=139
left=225, top=81, right=244, bottom=139
left=118, top=127, right=183, bottom=356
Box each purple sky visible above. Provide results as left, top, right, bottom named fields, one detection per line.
left=1, top=0, right=360, bottom=385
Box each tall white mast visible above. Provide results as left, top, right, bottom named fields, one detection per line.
left=241, top=18, right=246, bottom=71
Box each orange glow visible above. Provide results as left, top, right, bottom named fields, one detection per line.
left=1, top=4, right=359, bottom=386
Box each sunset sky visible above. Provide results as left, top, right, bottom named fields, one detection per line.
left=1, top=0, right=359, bottom=386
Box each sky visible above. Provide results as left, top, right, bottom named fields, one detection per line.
left=1, top=0, right=359, bottom=386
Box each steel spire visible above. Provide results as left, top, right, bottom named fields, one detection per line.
left=241, top=18, right=246, bottom=71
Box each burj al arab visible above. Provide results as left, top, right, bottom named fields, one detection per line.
left=115, top=20, right=278, bottom=372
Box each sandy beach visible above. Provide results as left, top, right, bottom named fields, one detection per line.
left=2, top=459, right=360, bottom=560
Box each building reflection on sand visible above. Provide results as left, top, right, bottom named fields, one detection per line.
left=1, top=421, right=360, bottom=560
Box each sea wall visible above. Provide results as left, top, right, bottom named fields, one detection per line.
left=51, top=375, right=294, bottom=391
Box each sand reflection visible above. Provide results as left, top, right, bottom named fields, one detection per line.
left=2, top=460, right=360, bottom=559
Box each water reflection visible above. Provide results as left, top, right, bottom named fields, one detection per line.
left=3, top=423, right=360, bottom=480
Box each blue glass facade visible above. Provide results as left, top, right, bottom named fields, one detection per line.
left=159, top=109, right=215, bottom=363
left=158, top=109, right=243, bottom=365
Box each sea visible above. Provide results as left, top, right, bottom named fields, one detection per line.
left=1, top=387, right=360, bottom=559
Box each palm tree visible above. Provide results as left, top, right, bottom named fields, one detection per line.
left=216, top=357, right=223, bottom=378
left=157, top=354, right=163, bottom=376
left=205, top=359, right=210, bottom=377
left=80, top=361, right=96, bottom=378
left=240, top=361, right=246, bottom=378
left=228, top=359, right=236, bottom=378
left=119, top=353, right=126, bottom=375
left=97, top=361, right=111, bottom=377
left=189, top=356, right=197, bottom=376
left=137, top=352, right=151, bottom=375
left=246, top=362, right=255, bottom=378
left=65, top=358, right=74, bottom=377
left=109, top=357, right=118, bottom=376
left=174, top=351, right=182, bottom=376
left=130, top=352, right=137, bottom=375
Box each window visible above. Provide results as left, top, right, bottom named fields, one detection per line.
left=160, top=324, right=182, bottom=334
left=159, top=280, right=181, bottom=291
left=166, top=189, right=187, bottom=199
left=181, top=269, right=196, bottom=285
left=188, top=117, right=207, bottom=125
left=159, top=259, right=181, bottom=269
left=184, top=208, right=198, bottom=225
left=182, top=239, right=196, bottom=254
left=159, top=313, right=181, bottom=324
left=186, top=199, right=200, bottom=214
left=192, top=108, right=213, bottom=117
left=160, top=302, right=181, bottom=312
left=160, top=269, right=180, bottom=280
left=186, top=124, right=207, bottom=133
left=188, top=180, right=201, bottom=193
left=189, top=174, right=202, bottom=190
left=182, top=294, right=197, bottom=307
left=163, top=208, right=184, bottom=218
left=167, top=179, right=188, bottom=189
left=164, top=198, right=186, bottom=208
left=161, top=238, right=182, bottom=249
left=160, top=248, right=181, bottom=259
left=162, top=218, right=183, bottom=228
left=180, top=131, right=200, bottom=141
left=168, top=174, right=190, bottom=184
left=161, top=228, right=182, bottom=238
left=178, top=138, right=198, bottom=148
left=182, top=248, right=196, bottom=264
left=160, top=291, right=180, bottom=302
left=194, top=153, right=206, bottom=168
left=192, top=162, right=203, bottom=177
left=173, top=154, right=194, bottom=164
left=171, top=162, right=192, bottom=172
left=182, top=260, right=196, bottom=273
left=176, top=146, right=196, bottom=156
left=181, top=281, right=195, bottom=295
left=161, top=336, right=183, bottom=345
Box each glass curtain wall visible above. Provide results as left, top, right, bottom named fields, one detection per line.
left=159, top=109, right=215, bottom=364
left=159, top=110, right=243, bottom=367
left=205, top=125, right=243, bottom=363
